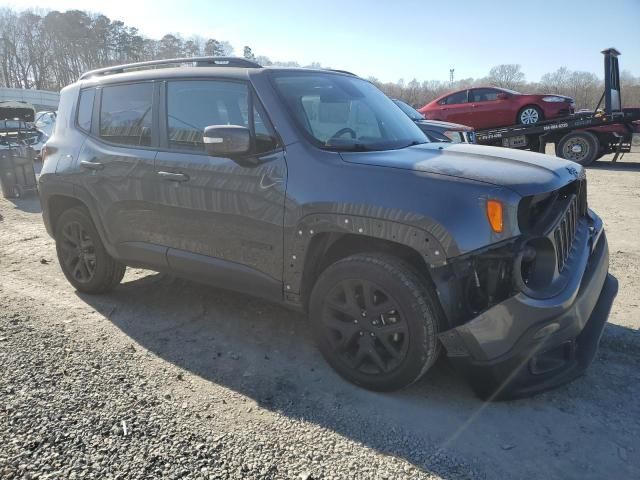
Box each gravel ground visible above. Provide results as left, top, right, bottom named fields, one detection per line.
left=1, top=152, right=640, bottom=479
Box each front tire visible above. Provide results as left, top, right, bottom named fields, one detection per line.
left=309, top=253, right=443, bottom=391
left=55, top=206, right=125, bottom=293
left=518, top=105, right=543, bottom=125
left=556, top=131, right=600, bottom=166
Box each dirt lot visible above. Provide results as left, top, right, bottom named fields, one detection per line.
left=1, top=152, right=639, bottom=479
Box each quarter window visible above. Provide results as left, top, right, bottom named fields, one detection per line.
left=99, top=83, right=153, bottom=146
left=77, top=88, right=95, bottom=132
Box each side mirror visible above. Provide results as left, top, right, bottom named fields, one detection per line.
left=203, top=125, right=251, bottom=158
left=496, top=92, right=509, bottom=100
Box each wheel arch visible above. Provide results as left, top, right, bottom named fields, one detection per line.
left=45, top=186, right=119, bottom=260
left=286, top=214, right=448, bottom=311
left=46, top=194, right=85, bottom=236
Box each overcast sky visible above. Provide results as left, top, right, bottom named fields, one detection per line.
left=9, top=0, right=640, bottom=83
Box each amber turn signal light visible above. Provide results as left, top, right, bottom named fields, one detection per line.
left=486, top=199, right=504, bottom=233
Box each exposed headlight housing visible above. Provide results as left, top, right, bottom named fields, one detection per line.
left=542, top=96, right=567, bottom=103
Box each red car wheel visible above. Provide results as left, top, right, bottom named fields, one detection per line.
left=518, top=106, right=544, bottom=125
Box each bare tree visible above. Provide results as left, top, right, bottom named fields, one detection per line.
left=204, top=38, right=223, bottom=56
left=487, top=64, right=525, bottom=90
left=1, top=6, right=639, bottom=112
left=243, top=46, right=255, bottom=60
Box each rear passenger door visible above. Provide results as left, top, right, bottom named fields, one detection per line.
left=154, top=79, right=287, bottom=290
left=76, top=82, right=164, bottom=266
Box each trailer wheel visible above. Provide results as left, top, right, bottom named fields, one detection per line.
left=518, top=106, right=543, bottom=125
left=556, top=131, right=599, bottom=166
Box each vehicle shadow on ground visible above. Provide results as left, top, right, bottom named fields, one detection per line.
left=76, top=271, right=633, bottom=478
left=589, top=160, right=640, bottom=171
left=1, top=195, right=42, bottom=214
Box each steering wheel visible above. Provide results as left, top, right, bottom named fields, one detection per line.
left=329, top=127, right=356, bottom=141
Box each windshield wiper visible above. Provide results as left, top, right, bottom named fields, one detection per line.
left=401, top=140, right=428, bottom=148
left=324, top=142, right=374, bottom=152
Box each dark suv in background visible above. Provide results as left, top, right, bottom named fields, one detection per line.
left=392, top=99, right=475, bottom=143
left=38, top=57, right=612, bottom=399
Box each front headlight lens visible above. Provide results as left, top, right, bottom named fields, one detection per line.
left=542, top=96, right=566, bottom=102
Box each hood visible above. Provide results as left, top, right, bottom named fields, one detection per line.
left=415, top=119, right=473, bottom=131
left=340, top=143, right=582, bottom=197
left=522, top=93, right=574, bottom=102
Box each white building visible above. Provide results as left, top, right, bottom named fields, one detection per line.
left=0, top=87, right=59, bottom=112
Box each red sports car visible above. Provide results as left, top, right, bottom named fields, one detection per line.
left=418, top=87, right=575, bottom=130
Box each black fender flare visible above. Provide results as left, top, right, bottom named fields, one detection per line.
left=283, top=212, right=451, bottom=299
left=71, top=183, right=121, bottom=260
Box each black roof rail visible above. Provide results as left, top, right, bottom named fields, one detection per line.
left=79, top=56, right=262, bottom=80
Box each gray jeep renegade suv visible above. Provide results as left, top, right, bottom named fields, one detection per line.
left=38, top=57, right=613, bottom=399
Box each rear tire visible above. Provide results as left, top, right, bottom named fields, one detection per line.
left=309, top=253, right=443, bottom=391
left=517, top=105, right=544, bottom=125
left=55, top=206, right=125, bottom=293
left=556, top=131, right=599, bottom=166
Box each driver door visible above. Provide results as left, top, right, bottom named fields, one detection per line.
left=153, top=79, right=286, bottom=285
left=468, top=88, right=512, bottom=129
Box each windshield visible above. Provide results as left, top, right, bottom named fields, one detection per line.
left=392, top=99, right=424, bottom=121
left=498, top=87, right=521, bottom=95
left=271, top=72, right=428, bottom=151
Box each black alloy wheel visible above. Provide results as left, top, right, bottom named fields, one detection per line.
left=321, top=278, right=410, bottom=375
left=55, top=206, right=126, bottom=293
left=58, top=220, right=97, bottom=284
left=310, top=253, right=442, bottom=391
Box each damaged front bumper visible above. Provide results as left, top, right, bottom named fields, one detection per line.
left=438, top=211, right=614, bottom=400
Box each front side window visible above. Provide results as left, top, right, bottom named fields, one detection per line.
left=167, top=80, right=277, bottom=154
left=99, top=83, right=153, bottom=146
left=77, top=89, right=95, bottom=132
left=271, top=72, right=427, bottom=151
left=442, top=91, right=468, bottom=105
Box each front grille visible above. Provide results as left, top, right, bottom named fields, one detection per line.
left=553, top=179, right=587, bottom=271
left=577, top=178, right=587, bottom=216
left=553, top=197, right=578, bottom=271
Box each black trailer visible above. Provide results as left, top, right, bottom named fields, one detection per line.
left=475, top=49, right=640, bottom=165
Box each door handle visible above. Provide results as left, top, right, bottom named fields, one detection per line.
left=80, top=160, right=104, bottom=170
left=157, top=171, right=189, bottom=182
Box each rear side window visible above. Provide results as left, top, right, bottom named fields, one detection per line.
left=470, top=88, right=499, bottom=102
left=77, top=88, right=95, bottom=132
left=99, top=83, right=153, bottom=146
